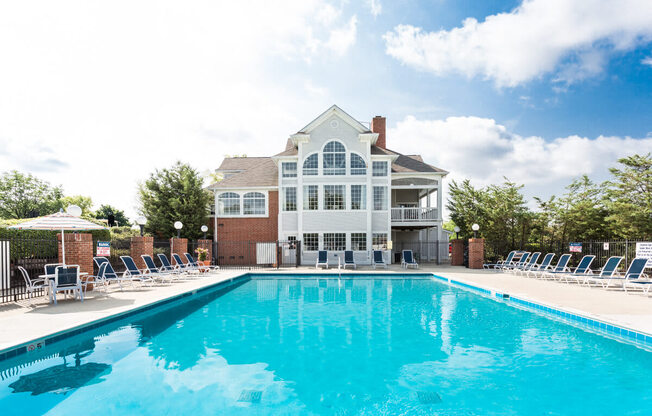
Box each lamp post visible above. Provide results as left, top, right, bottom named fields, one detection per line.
left=472, top=223, right=480, bottom=239
left=136, top=216, right=147, bottom=237
left=201, top=225, right=208, bottom=239
left=174, top=221, right=183, bottom=238
left=454, top=226, right=460, bottom=239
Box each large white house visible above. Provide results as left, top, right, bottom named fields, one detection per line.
left=208, top=105, right=448, bottom=266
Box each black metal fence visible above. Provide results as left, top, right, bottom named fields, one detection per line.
left=211, top=240, right=300, bottom=269
left=392, top=241, right=450, bottom=265
left=0, top=237, right=58, bottom=304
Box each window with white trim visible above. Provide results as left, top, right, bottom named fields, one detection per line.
left=372, top=161, right=388, bottom=177
left=324, top=233, right=346, bottom=251
left=350, top=154, right=366, bottom=175
left=303, top=185, right=318, bottom=210
left=303, top=153, right=318, bottom=176
left=372, top=233, right=388, bottom=250
left=324, top=185, right=345, bottom=210
left=373, top=186, right=387, bottom=210
left=351, top=233, right=367, bottom=251
left=282, top=162, right=297, bottom=178
left=218, top=192, right=240, bottom=215
left=351, top=185, right=366, bottom=210
left=283, top=187, right=297, bottom=211
left=243, top=192, right=265, bottom=215
left=323, top=141, right=346, bottom=175
left=303, top=233, right=318, bottom=251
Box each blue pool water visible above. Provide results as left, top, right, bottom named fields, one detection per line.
left=1, top=276, right=652, bottom=415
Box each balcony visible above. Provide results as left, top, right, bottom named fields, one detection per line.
left=391, top=207, right=439, bottom=226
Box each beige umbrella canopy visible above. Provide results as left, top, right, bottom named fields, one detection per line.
left=8, top=208, right=106, bottom=264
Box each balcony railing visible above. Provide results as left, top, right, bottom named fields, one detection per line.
left=391, top=207, right=438, bottom=223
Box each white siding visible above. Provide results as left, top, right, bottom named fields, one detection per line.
left=372, top=212, right=388, bottom=231
left=303, top=212, right=367, bottom=232
left=281, top=212, right=298, bottom=231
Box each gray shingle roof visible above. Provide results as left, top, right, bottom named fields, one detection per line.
left=211, top=158, right=278, bottom=188
left=371, top=146, right=447, bottom=174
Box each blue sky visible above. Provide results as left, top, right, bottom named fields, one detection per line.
left=0, top=0, right=651, bottom=218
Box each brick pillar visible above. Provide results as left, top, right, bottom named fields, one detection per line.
left=58, top=233, right=94, bottom=290
left=451, top=239, right=464, bottom=266
left=197, top=239, right=212, bottom=264
left=170, top=238, right=188, bottom=265
left=130, top=236, right=153, bottom=270
left=468, top=238, right=485, bottom=269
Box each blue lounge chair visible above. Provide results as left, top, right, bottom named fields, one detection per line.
left=93, top=256, right=125, bottom=289
left=620, top=259, right=651, bottom=293
left=142, top=255, right=175, bottom=282
left=50, top=266, right=83, bottom=305
left=582, top=256, right=623, bottom=287
left=44, top=263, right=63, bottom=276
left=343, top=250, right=356, bottom=269
left=172, top=253, right=200, bottom=275
left=185, top=252, right=219, bottom=272
left=156, top=254, right=179, bottom=273
left=372, top=250, right=387, bottom=269
left=513, top=252, right=540, bottom=275
left=557, top=255, right=596, bottom=283
left=316, top=250, right=328, bottom=269
left=525, top=253, right=555, bottom=277
left=484, top=251, right=517, bottom=270
left=120, top=256, right=155, bottom=286
left=536, top=254, right=572, bottom=279
left=401, top=250, right=418, bottom=269
left=503, top=252, right=530, bottom=271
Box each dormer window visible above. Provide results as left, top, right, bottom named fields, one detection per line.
left=323, top=141, right=345, bottom=175
left=303, top=153, right=318, bottom=176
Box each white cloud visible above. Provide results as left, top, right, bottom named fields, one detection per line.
left=0, top=0, right=354, bottom=218
left=388, top=115, right=652, bottom=214
left=383, top=0, right=652, bottom=87
left=643, top=56, right=652, bottom=67
left=367, top=0, right=382, bottom=17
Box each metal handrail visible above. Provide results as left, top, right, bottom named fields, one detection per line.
left=391, top=207, right=438, bottom=222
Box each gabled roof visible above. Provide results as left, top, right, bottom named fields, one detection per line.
left=209, top=158, right=278, bottom=189
left=371, top=146, right=448, bottom=174
left=298, top=104, right=371, bottom=134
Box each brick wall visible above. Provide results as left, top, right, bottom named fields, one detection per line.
left=57, top=232, right=93, bottom=275
left=130, top=236, right=153, bottom=270
left=451, top=239, right=464, bottom=266
left=468, top=238, right=485, bottom=269
left=170, top=238, right=188, bottom=265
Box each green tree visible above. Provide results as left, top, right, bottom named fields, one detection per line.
left=604, top=153, right=652, bottom=238
left=446, top=179, right=487, bottom=238
left=94, top=204, right=130, bottom=227
left=60, top=195, right=94, bottom=218
left=138, top=162, right=212, bottom=239
left=0, top=170, right=64, bottom=218
left=554, top=175, right=609, bottom=241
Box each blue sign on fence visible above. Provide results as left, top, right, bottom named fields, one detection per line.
left=569, top=242, right=582, bottom=253
left=97, top=241, right=110, bottom=256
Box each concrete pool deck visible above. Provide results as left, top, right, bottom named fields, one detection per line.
left=1, top=265, right=651, bottom=354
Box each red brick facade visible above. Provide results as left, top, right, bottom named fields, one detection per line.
left=371, top=116, right=386, bottom=149
left=468, top=238, right=485, bottom=269
left=170, top=238, right=188, bottom=265
left=130, top=236, right=153, bottom=270
left=450, top=239, right=464, bottom=266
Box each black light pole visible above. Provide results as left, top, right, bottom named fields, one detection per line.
left=472, top=223, right=479, bottom=239
left=454, top=226, right=460, bottom=239
left=174, top=221, right=183, bottom=238
left=201, top=225, right=208, bottom=239
left=136, top=216, right=147, bottom=237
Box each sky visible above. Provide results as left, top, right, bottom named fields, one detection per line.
left=1, top=0, right=652, bottom=220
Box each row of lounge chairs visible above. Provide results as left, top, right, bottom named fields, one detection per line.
left=315, top=250, right=419, bottom=269
left=484, top=251, right=650, bottom=293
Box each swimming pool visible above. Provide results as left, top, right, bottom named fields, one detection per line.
left=1, top=275, right=651, bottom=415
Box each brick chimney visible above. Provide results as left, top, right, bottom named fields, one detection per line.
left=371, top=116, right=386, bottom=149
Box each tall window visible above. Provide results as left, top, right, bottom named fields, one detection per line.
left=282, top=162, right=297, bottom=178
left=373, top=186, right=387, bottom=210
left=372, top=161, right=388, bottom=177
left=372, top=233, right=388, bottom=250
left=303, top=153, right=318, bottom=176
left=323, top=141, right=346, bottom=175
left=324, top=233, right=346, bottom=251
left=324, top=185, right=345, bottom=210
left=351, top=185, right=366, bottom=210
left=218, top=192, right=240, bottom=215
left=351, top=233, right=367, bottom=251
left=243, top=192, right=265, bottom=215
left=350, top=154, right=366, bottom=175
left=303, top=185, right=319, bottom=210
left=283, top=187, right=297, bottom=211
left=303, top=233, right=319, bottom=251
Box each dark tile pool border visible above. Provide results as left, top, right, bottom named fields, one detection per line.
left=0, top=274, right=252, bottom=363
left=437, top=273, right=652, bottom=349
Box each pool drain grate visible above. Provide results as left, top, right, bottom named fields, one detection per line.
left=416, top=391, right=442, bottom=404
left=238, top=390, right=262, bottom=403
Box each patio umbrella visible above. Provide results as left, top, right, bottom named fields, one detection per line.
left=8, top=209, right=106, bottom=264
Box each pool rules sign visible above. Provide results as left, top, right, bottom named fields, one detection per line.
left=97, top=241, right=110, bottom=256
left=636, top=242, right=652, bottom=268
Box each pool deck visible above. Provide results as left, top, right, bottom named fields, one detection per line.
left=1, top=265, right=651, bottom=354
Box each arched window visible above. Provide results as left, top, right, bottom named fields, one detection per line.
left=243, top=192, right=266, bottom=215
left=323, top=141, right=345, bottom=175
left=350, top=153, right=366, bottom=175
left=303, top=153, right=318, bottom=176
left=218, top=192, right=240, bottom=215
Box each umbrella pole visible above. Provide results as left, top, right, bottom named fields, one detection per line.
left=61, top=228, right=66, bottom=265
